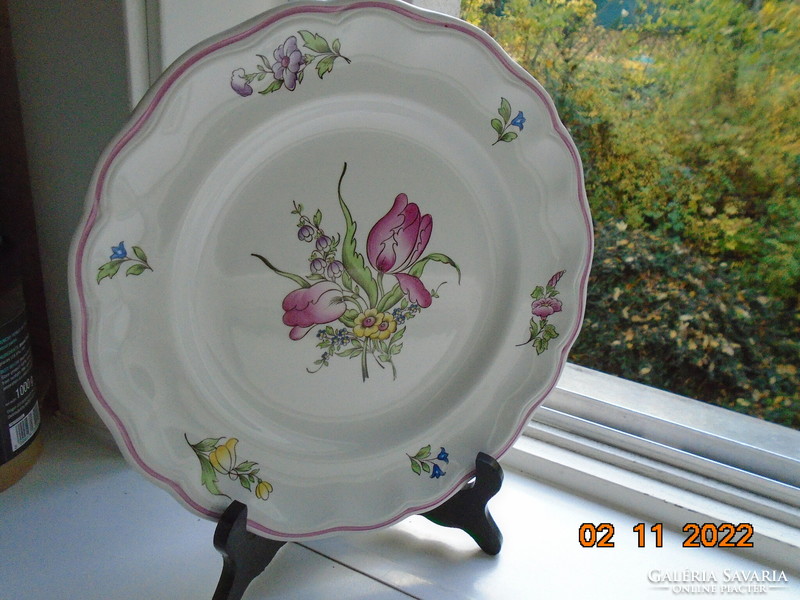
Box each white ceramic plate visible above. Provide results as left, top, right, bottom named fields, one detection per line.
left=69, top=0, right=592, bottom=540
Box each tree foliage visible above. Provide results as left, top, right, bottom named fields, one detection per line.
left=463, top=0, right=800, bottom=427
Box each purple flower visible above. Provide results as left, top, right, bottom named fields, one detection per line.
left=110, top=242, right=127, bottom=260
left=436, top=447, right=449, bottom=463
left=298, top=224, right=315, bottom=242
left=531, top=297, right=563, bottom=318
left=430, top=463, right=445, bottom=478
left=282, top=281, right=346, bottom=340
left=230, top=68, right=253, bottom=97
left=272, top=36, right=305, bottom=91
left=511, top=111, right=526, bottom=130
left=367, top=193, right=433, bottom=308
left=547, top=270, right=566, bottom=288
left=316, top=235, right=332, bottom=251
left=326, top=260, right=344, bottom=279
left=310, top=258, right=327, bottom=274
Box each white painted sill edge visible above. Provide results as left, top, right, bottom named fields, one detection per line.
left=502, top=363, right=800, bottom=572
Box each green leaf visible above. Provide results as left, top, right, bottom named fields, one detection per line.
left=316, top=55, right=336, bottom=79
left=501, top=131, right=518, bottom=143
left=236, top=461, right=257, bottom=472
left=389, top=327, right=405, bottom=346
left=303, top=54, right=315, bottom=65
left=341, top=270, right=353, bottom=291
left=530, top=286, right=545, bottom=300
left=336, top=347, right=363, bottom=358
left=238, top=474, right=252, bottom=490
left=542, top=324, right=559, bottom=341
left=339, top=309, right=358, bottom=328
left=534, top=337, right=549, bottom=355
left=410, top=458, right=422, bottom=475
left=498, top=97, right=512, bottom=123
left=336, top=164, right=378, bottom=307
left=198, top=455, right=223, bottom=496
left=408, top=253, right=462, bottom=283
left=132, top=246, right=148, bottom=263
left=390, top=343, right=403, bottom=355
left=126, top=263, right=147, bottom=276
left=421, top=461, right=431, bottom=473
left=529, top=319, right=540, bottom=337
left=97, top=259, right=123, bottom=283
left=296, top=69, right=305, bottom=85
left=331, top=38, right=341, bottom=53
left=259, top=79, right=283, bottom=95
left=191, top=437, right=223, bottom=453
left=414, top=445, right=432, bottom=460
left=313, top=209, right=323, bottom=227
left=491, top=118, right=504, bottom=135
left=298, top=30, right=331, bottom=54
left=251, top=253, right=310, bottom=288
left=379, top=353, right=391, bottom=362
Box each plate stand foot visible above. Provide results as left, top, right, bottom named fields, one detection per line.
left=210, top=453, right=502, bottom=598
left=211, top=500, right=286, bottom=600
left=422, top=452, right=504, bottom=555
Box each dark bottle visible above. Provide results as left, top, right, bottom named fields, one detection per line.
left=0, top=233, right=42, bottom=491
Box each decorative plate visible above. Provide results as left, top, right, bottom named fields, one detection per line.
left=69, top=0, right=592, bottom=540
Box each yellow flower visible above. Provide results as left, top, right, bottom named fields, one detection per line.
left=353, top=308, right=382, bottom=338
left=255, top=480, right=273, bottom=500
left=209, top=438, right=238, bottom=474
left=369, top=312, right=396, bottom=340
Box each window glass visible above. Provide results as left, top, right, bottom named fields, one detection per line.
left=462, top=0, right=799, bottom=429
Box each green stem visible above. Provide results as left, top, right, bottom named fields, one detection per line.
left=360, top=344, right=369, bottom=381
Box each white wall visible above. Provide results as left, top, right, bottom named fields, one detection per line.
left=8, top=0, right=131, bottom=426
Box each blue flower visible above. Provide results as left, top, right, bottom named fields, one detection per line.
left=430, top=464, right=445, bottom=478
left=437, top=447, right=449, bottom=463
left=110, top=242, right=127, bottom=260
left=511, top=111, right=526, bottom=130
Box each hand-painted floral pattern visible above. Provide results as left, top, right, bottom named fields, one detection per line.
left=97, top=242, right=152, bottom=283
left=519, top=270, right=565, bottom=354
left=231, top=31, right=350, bottom=96
left=407, top=445, right=449, bottom=478
left=491, top=97, right=525, bottom=145
left=186, top=435, right=273, bottom=501
left=252, top=163, right=460, bottom=381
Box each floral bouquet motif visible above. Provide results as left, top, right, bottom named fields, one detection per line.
left=252, top=164, right=460, bottom=381
left=230, top=31, right=349, bottom=96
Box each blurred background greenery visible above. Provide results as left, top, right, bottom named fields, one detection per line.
left=462, top=0, right=799, bottom=428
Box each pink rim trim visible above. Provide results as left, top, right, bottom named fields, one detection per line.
left=73, top=0, right=593, bottom=540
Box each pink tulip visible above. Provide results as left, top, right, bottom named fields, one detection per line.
left=367, top=194, right=433, bottom=308
left=282, top=281, right=346, bottom=340
left=367, top=194, right=432, bottom=274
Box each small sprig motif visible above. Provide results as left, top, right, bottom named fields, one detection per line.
left=491, top=97, right=525, bottom=145
left=97, top=242, right=152, bottom=283
left=519, top=270, right=565, bottom=354
left=185, top=435, right=273, bottom=501
left=230, top=31, right=350, bottom=96
left=407, top=445, right=449, bottom=479
left=251, top=163, right=460, bottom=382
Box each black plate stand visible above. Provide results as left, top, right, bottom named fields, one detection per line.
left=211, top=452, right=503, bottom=600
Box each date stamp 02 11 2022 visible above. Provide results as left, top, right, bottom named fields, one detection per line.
left=578, top=522, right=754, bottom=549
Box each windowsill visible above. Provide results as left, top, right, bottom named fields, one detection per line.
left=2, top=415, right=797, bottom=599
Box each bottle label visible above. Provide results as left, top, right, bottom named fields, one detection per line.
left=0, top=310, right=39, bottom=464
